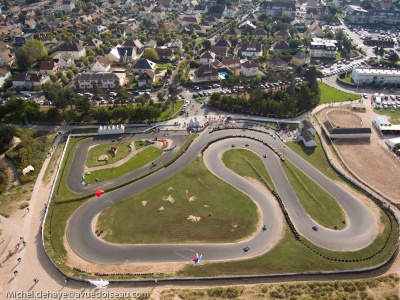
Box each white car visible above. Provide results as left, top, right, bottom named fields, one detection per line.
left=110, top=92, right=117, bottom=97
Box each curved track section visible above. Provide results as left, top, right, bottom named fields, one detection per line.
left=66, top=130, right=378, bottom=264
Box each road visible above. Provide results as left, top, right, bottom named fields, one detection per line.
left=65, top=128, right=377, bottom=264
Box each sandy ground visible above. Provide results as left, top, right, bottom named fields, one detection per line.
left=316, top=104, right=400, bottom=203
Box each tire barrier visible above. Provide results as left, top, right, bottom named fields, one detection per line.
left=204, top=129, right=398, bottom=264
left=72, top=268, right=164, bottom=277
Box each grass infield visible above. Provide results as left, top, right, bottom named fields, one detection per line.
left=282, top=160, right=346, bottom=229
left=96, top=157, right=259, bottom=244
left=85, top=142, right=133, bottom=168
left=222, top=149, right=275, bottom=189
left=84, top=146, right=163, bottom=184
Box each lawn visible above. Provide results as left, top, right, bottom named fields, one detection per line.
left=84, top=146, right=163, bottom=184
left=318, top=82, right=360, bottom=104
left=156, top=62, right=173, bottom=70
left=222, top=149, right=275, bottom=189
left=374, top=107, right=400, bottom=124
left=286, top=134, right=341, bottom=181
left=178, top=208, right=398, bottom=276
left=282, top=160, right=345, bottom=229
left=85, top=142, right=133, bottom=168
left=96, top=157, right=259, bottom=244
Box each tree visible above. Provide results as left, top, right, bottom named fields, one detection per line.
left=388, top=52, right=399, bottom=62
left=66, top=70, right=74, bottom=79
left=202, top=39, right=212, bottom=50
left=0, top=125, right=16, bottom=154
left=17, top=40, right=48, bottom=71
left=157, top=91, right=166, bottom=101
left=142, top=48, right=159, bottom=62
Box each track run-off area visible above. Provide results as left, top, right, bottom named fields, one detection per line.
left=63, top=128, right=384, bottom=267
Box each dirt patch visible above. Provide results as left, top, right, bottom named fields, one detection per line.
left=158, top=206, right=164, bottom=212
left=316, top=106, right=400, bottom=203
left=326, top=109, right=363, bottom=128
left=141, top=201, right=147, bottom=206
left=188, top=196, right=196, bottom=202
left=204, top=205, right=209, bottom=207
left=168, top=187, right=173, bottom=191
left=163, top=195, right=175, bottom=204
left=187, top=215, right=201, bottom=222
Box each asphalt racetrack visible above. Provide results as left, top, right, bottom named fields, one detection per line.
left=66, top=129, right=377, bottom=264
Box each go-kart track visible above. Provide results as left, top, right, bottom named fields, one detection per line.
left=66, top=129, right=378, bottom=265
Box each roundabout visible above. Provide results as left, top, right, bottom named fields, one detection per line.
left=46, top=127, right=398, bottom=276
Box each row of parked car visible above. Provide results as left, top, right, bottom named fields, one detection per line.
left=323, top=62, right=363, bottom=77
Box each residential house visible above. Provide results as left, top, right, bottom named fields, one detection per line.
left=303, top=20, right=324, bottom=38
left=24, top=19, right=36, bottom=29
left=305, top=7, right=320, bottom=19
left=59, top=42, right=86, bottom=60
left=54, top=1, right=75, bottom=13
left=193, top=5, right=208, bottom=14
left=10, top=28, right=22, bottom=37
left=144, top=39, right=157, bottom=48
left=58, top=54, right=74, bottom=69
left=91, top=57, right=111, bottom=72
left=13, top=34, right=34, bottom=53
left=309, top=38, right=337, bottom=58
left=200, top=51, right=216, bottom=65
left=116, top=47, right=136, bottom=62
left=240, top=41, right=263, bottom=57
left=39, top=61, right=58, bottom=75
left=169, top=38, right=183, bottom=52
left=274, top=29, right=291, bottom=39
left=137, top=70, right=155, bottom=87
left=10, top=6, right=20, bottom=17
left=291, top=19, right=306, bottom=30
left=138, top=6, right=151, bottom=17
left=0, top=68, right=11, bottom=87
left=86, top=38, right=103, bottom=50
left=211, top=40, right=231, bottom=58
left=271, top=40, right=290, bottom=52
left=104, top=46, right=121, bottom=62
left=226, top=27, right=241, bottom=37
left=290, top=52, right=310, bottom=66
left=181, top=15, right=201, bottom=26
left=193, top=64, right=219, bottom=82
left=73, top=72, right=122, bottom=89
left=92, top=25, right=108, bottom=34
left=241, top=60, right=258, bottom=77
left=267, top=56, right=288, bottom=71
left=0, top=50, right=15, bottom=67
left=253, top=28, right=268, bottom=38
left=298, top=120, right=317, bottom=147
left=224, top=7, right=238, bottom=18
left=155, top=48, right=173, bottom=61
left=131, top=58, right=156, bottom=74
left=123, top=39, right=143, bottom=51
left=222, top=57, right=241, bottom=69
left=259, top=0, right=296, bottom=19
left=12, top=73, right=50, bottom=89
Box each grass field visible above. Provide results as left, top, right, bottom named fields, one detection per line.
left=161, top=274, right=399, bottom=300
left=178, top=207, right=398, bottom=276
left=286, top=135, right=341, bottom=181
left=0, top=129, right=56, bottom=217
left=282, top=160, right=345, bottom=229
left=222, top=149, right=275, bottom=189
left=84, top=146, right=163, bottom=184
left=85, top=142, right=133, bottom=168
left=319, top=83, right=360, bottom=104
left=157, top=62, right=173, bottom=70
left=374, top=107, right=400, bottom=124
left=96, top=157, right=259, bottom=243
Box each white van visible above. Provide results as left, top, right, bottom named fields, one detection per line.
left=84, top=92, right=93, bottom=98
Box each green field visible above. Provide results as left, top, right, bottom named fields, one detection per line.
left=319, top=83, right=360, bottom=104
left=374, top=107, right=400, bottom=124
left=85, top=146, right=163, bottom=184
left=97, top=157, right=259, bottom=243
left=222, top=149, right=275, bottom=189
left=286, top=134, right=340, bottom=181
left=282, top=160, right=346, bottom=229
left=156, top=62, right=173, bottom=70
left=158, top=100, right=184, bottom=120
left=85, top=142, right=133, bottom=168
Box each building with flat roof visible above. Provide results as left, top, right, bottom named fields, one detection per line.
left=351, top=68, right=400, bottom=85
left=372, top=115, right=400, bottom=135
left=309, top=38, right=337, bottom=58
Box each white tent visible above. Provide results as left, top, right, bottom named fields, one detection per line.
left=22, top=165, right=34, bottom=176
